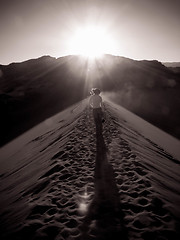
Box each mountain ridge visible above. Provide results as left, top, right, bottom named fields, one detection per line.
left=0, top=54, right=180, bottom=146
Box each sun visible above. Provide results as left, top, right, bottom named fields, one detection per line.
left=68, top=25, right=116, bottom=59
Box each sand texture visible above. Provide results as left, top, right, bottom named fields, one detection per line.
left=0, top=99, right=180, bottom=240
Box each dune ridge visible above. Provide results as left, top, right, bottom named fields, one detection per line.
left=0, top=99, right=180, bottom=239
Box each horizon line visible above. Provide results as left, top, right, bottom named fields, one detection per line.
left=0, top=53, right=180, bottom=66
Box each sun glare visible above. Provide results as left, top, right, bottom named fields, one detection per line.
left=68, top=25, right=116, bottom=59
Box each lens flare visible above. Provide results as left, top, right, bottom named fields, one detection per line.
left=78, top=185, right=90, bottom=215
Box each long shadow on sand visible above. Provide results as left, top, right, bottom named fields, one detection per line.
left=79, top=119, right=128, bottom=240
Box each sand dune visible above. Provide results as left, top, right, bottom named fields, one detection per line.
left=0, top=99, right=180, bottom=240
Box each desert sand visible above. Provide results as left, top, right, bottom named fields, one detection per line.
left=0, top=98, right=180, bottom=240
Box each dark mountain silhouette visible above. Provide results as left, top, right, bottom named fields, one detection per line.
left=0, top=54, right=180, bottom=146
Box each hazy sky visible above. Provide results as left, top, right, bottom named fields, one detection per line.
left=0, top=0, right=180, bottom=64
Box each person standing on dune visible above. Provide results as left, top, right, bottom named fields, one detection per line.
left=89, top=88, right=105, bottom=130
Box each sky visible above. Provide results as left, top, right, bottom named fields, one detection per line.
left=0, top=0, right=180, bottom=65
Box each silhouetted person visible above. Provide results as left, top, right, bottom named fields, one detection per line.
left=89, top=88, right=104, bottom=135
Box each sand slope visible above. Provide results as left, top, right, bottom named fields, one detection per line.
left=0, top=99, right=180, bottom=240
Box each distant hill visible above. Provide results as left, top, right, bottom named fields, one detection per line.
left=0, top=54, right=180, bottom=146
left=163, top=62, right=180, bottom=68
left=163, top=62, right=180, bottom=74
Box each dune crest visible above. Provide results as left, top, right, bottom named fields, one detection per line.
left=0, top=99, right=180, bottom=240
